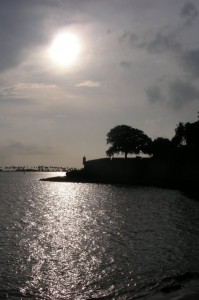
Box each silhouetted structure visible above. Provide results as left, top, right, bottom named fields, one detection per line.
left=83, top=156, right=86, bottom=166
left=44, top=116, right=199, bottom=198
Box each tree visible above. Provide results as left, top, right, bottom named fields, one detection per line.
left=171, top=117, right=199, bottom=161
left=172, top=120, right=199, bottom=148
left=172, top=122, right=186, bottom=147
left=106, top=125, right=151, bottom=159
left=185, top=121, right=199, bottom=149
left=150, top=137, right=172, bottom=158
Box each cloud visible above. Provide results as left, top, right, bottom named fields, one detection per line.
left=146, top=31, right=181, bottom=54
left=117, top=3, right=197, bottom=58
left=169, top=80, right=199, bottom=109
left=15, top=83, right=58, bottom=90
left=0, top=1, right=45, bottom=71
left=146, top=85, right=164, bottom=103
left=0, top=141, right=55, bottom=166
left=118, top=28, right=181, bottom=55
left=3, top=141, right=54, bottom=155
left=181, top=2, right=198, bottom=25
left=0, top=83, right=57, bottom=105
left=180, top=49, right=199, bottom=78
left=0, top=97, right=32, bottom=105
left=139, top=3, right=198, bottom=57
left=146, top=79, right=199, bottom=109
left=118, top=31, right=138, bottom=47
left=0, top=87, right=16, bottom=97
left=120, top=61, right=132, bottom=69
left=76, top=80, right=100, bottom=87
left=1, top=83, right=57, bottom=94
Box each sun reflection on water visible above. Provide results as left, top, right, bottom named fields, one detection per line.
left=20, top=183, right=117, bottom=299
left=7, top=178, right=198, bottom=300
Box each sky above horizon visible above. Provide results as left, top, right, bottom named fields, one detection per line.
left=0, top=0, right=199, bottom=167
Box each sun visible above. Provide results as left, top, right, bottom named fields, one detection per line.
left=49, top=32, right=81, bottom=67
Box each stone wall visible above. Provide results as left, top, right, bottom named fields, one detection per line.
left=83, top=157, right=199, bottom=187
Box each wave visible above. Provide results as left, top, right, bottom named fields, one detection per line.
left=0, top=272, right=199, bottom=300
left=86, top=271, right=199, bottom=300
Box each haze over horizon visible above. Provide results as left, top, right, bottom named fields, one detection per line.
left=0, top=0, right=199, bottom=168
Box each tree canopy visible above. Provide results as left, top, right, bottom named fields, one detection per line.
left=171, top=120, right=199, bottom=160
left=172, top=120, right=199, bottom=148
left=150, top=137, right=172, bottom=158
left=106, top=125, right=151, bottom=159
left=106, top=115, right=199, bottom=161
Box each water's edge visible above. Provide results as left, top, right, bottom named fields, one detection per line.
left=40, top=175, right=199, bottom=200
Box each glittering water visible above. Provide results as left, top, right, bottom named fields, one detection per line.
left=0, top=172, right=199, bottom=300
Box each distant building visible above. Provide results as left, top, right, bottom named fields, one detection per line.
left=83, top=156, right=86, bottom=166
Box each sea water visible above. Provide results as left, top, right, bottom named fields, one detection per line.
left=0, top=172, right=199, bottom=299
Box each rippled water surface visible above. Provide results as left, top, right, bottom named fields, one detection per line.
left=0, top=172, right=199, bottom=299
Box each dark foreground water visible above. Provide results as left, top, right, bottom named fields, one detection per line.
left=0, top=172, right=199, bottom=300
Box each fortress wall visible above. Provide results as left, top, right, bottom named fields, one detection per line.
left=83, top=158, right=173, bottom=184
left=83, top=157, right=199, bottom=186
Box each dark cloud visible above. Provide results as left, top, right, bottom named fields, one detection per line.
left=118, top=2, right=197, bottom=57
left=146, top=31, right=181, bottom=54
left=119, top=28, right=181, bottom=55
left=180, top=49, right=199, bottom=78
left=181, top=2, right=198, bottom=25
left=118, top=31, right=139, bottom=47
left=0, top=1, right=44, bottom=71
left=146, top=85, right=164, bottom=103
left=169, top=80, right=199, bottom=109
left=142, top=3, right=198, bottom=55
left=146, top=3, right=199, bottom=55
left=120, top=61, right=132, bottom=69
left=146, top=79, right=199, bottom=109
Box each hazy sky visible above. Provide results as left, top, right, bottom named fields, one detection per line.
left=0, top=0, right=199, bottom=167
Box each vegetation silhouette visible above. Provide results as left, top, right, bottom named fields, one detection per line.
left=149, top=137, right=173, bottom=159
left=172, top=118, right=199, bottom=161
left=0, top=166, right=68, bottom=172
left=42, top=115, right=199, bottom=199
left=104, top=115, right=199, bottom=161
left=106, top=125, right=151, bottom=159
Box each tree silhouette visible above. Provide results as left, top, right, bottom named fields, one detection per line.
left=172, top=120, right=199, bottom=149
left=150, top=137, right=172, bottom=158
left=106, top=125, right=151, bottom=159
left=171, top=117, right=199, bottom=161
left=185, top=121, right=199, bottom=149
left=172, top=122, right=186, bottom=147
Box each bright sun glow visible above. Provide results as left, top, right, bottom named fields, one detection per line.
left=49, top=32, right=81, bottom=67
